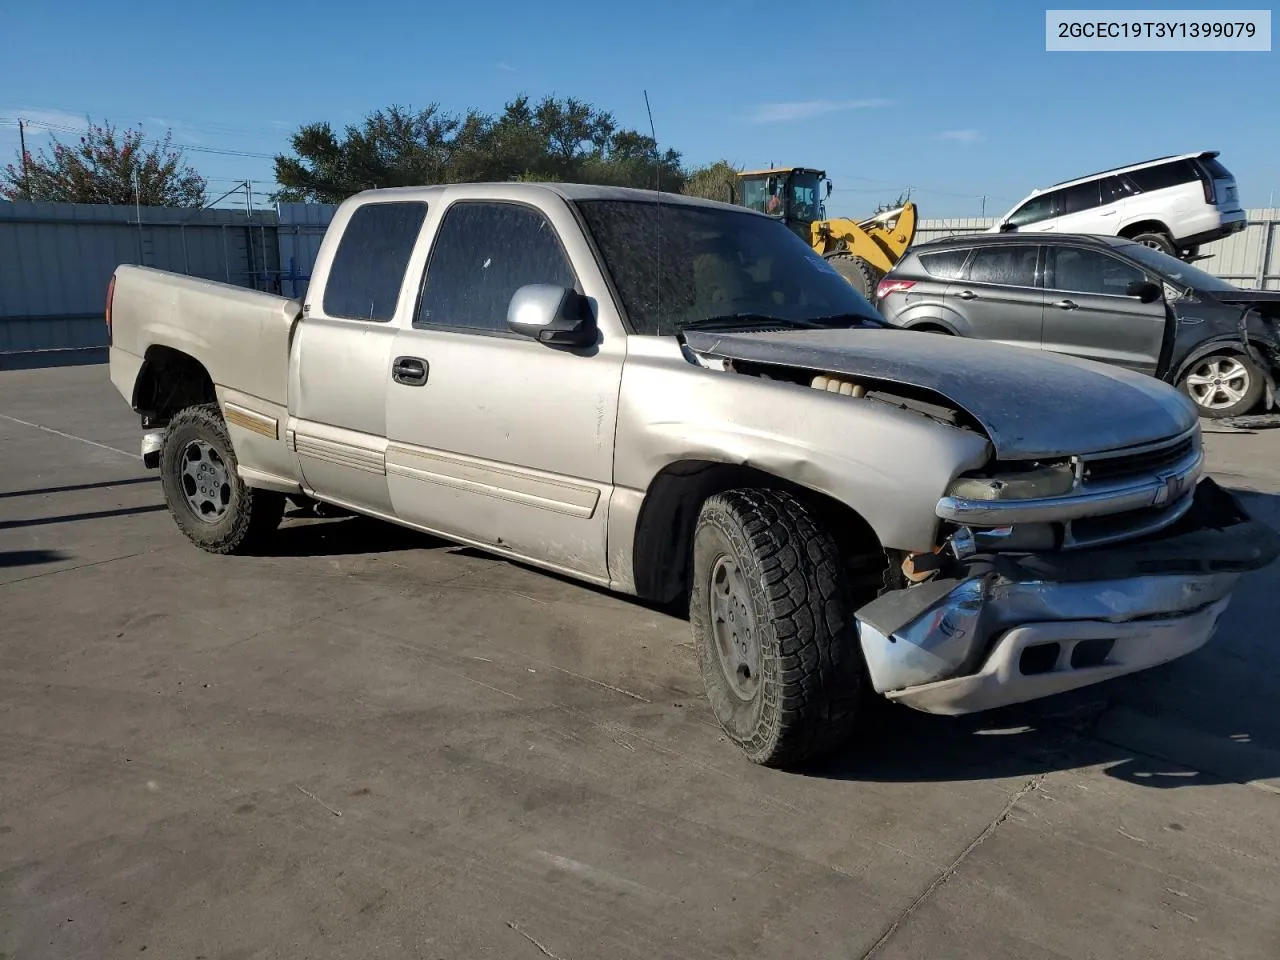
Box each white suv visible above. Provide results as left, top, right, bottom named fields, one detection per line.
left=990, top=151, right=1246, bottom=259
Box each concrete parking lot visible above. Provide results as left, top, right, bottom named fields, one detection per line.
left=2, top=364, right=1279, bottom=960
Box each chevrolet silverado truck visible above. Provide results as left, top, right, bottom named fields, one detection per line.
left=105, top=183, right=1280, bottom=769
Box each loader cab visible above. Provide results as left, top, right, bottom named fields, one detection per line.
left=736, top=167, right=833, bottom=241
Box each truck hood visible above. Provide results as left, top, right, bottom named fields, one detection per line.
left=682, top=328, right=1199, bottom=461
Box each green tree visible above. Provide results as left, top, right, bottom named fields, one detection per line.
left=1, top=120, right=206, bottom=206
left=681, top=160, right=742, bottom=203
left=273, top=96, right=686, bottom=203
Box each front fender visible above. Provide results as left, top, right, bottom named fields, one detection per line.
left=612, top=339, right=994, bottom=555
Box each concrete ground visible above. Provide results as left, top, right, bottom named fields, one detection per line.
left=2, top=364, right=1279, bottom=960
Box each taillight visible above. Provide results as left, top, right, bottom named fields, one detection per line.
left=105, top=274, right=115, bottom=343
left=1198, top=166, right=1216, bottom=203
left=877, top=278, right=916, bottom=299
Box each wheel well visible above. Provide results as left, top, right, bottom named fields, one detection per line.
left=132, top=345, right=217, bottom=423
left=631, top=460, right=886, bottom=607
left=909, top=321, right=952, bottom=334
left=1119, top=220, right=1171, bottom=240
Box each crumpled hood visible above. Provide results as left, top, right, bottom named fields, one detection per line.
left=682, top=327, right=1199, bottom=461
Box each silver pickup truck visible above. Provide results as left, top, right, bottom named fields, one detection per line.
left=105, top=182, right=1279, bottom=769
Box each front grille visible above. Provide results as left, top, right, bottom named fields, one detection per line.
left=1079, top=434, right=1196, bottom=485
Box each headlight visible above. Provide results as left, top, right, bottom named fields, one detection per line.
left=947, top=462, right=1076, bottom=501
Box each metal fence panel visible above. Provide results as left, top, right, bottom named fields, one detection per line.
left=0, top=201, right=284, bottom=363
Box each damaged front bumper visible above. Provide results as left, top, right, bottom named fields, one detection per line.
left=854, top=478, right=1280, bottom=716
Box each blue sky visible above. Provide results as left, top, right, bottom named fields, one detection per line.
left=1, top=0, right=1276, bottom=217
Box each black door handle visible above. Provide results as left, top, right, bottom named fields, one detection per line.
left=392, top=356, right=428, bottom=386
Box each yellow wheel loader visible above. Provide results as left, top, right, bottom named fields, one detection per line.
left=734, top=167, right=918, bottom=301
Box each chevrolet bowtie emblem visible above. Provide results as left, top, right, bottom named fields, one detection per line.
left=1152, top=472, right=1181, bottom=506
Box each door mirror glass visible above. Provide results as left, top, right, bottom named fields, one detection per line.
left=507, top=284, right=598, bottom=347
left=1125, top=279, right=1163, bottom=303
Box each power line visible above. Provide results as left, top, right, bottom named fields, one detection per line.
left=0, top=117, right=276, bottom=160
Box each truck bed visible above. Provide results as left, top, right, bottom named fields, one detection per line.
left=108, top=265, right=301, bottom=413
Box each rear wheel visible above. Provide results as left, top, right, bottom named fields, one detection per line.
left=1179, top=352, right=1264, bottom=419
left=689, top=489, right=867, bottom=768
left=825, top=253, right=881, bottom=302
left=1131, top=231, right=1176, bottom=256
left=159, top=403, right=285, bottom=554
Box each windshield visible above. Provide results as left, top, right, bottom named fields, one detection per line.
left=739, top=177, right=774, bottom=215
left=1113, top=240, right=1238, bottom=292
left=574, top=199, right=886, bottom=336
left=788, top=170, right=823, bottom=222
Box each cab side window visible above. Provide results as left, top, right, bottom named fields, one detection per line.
left=322, top=201, right=428, bottom=321
left=417, top=201, right=578, bottom=334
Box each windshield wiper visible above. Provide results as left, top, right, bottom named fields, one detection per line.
left=677, top=313, right=835, bottom=332
left=806, top=312, right=888, bottom=328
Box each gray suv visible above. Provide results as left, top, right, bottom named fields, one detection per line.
left=877, top=233, right=1280, bottom=419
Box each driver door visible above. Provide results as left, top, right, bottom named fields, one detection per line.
left=383, top=193, right=626, bottom=583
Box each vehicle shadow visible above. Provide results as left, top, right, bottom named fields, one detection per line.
left=0, top=549, right=71, bottom=568
left=0, top=476, right=156, bottom=500
left=261, top=513, right=450, bottom=557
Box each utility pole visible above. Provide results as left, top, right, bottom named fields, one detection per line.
left=18, top=118, right=28, bottom=185
left=980, top=195, right=986, bottom=217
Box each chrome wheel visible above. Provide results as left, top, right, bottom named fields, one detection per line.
left=1186, top=357, right=1251, bottom=411
left=179, top=439, right=231, bottom=522
left=708, top=555, right=761, bottom=701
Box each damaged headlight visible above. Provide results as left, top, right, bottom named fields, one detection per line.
left=946, top=462, right=1076, bottom=501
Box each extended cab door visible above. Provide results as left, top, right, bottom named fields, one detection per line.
left=287, top=199, right=429, bottom=514
left=1040, top=243, right=1166, bottom=375
left=383, top=190, right=626, bottom=583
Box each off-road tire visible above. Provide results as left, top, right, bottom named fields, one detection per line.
left=159, top=403, right=285, bottom=554
left=1131, top=231, right=1176, bottom=256
left=825, top=253, right=881, bottom=302
left=690, top=489, right=867, bottom=768
left=1178, top=352, right=1265, bottom=419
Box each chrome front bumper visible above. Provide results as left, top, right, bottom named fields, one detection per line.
left=858, top=478, right=1279, bottom=716
left=857, top=573, right=1236, bottom=715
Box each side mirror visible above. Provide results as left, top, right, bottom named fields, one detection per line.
left=1126, top=279, right=1163, bottom=304
left=825, top=179, right=833, bottom=198
left=507, top=284, right=598, bottom=347
left=997, top=221, right=1017, bottom=233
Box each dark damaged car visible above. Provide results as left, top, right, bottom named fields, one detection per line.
left=877, top=233, right=1280, bottom=419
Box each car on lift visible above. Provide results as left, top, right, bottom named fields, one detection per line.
left=987, top=151, right=1246, bottom=261
left=876, top=232, right=1280, bottom=419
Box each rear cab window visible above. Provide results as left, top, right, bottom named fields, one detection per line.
left=322, top=201, right=429, bottom=321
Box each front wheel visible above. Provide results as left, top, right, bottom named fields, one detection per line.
left=1179, top=353, right=1265, bottom=419
left=159, top=403, right=285, bottom=554
left=689, top=489, right=867, bottom=768
left=825, top=253, right=881, bottom=302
